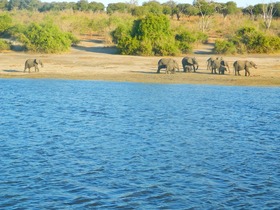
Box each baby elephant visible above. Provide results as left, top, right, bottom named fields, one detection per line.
left=24, top=59, right=43, bottom=73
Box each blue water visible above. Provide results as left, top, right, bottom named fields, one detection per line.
left=0, top=79, right=279, bottom=209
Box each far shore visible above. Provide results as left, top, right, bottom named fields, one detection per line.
left=1, top=39, right=280, bottom=87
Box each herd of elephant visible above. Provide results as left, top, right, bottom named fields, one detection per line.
left=23, top=57, right=257, bottom=77
left=157, top=57, right=258, bottom=76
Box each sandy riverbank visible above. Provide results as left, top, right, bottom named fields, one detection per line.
left=1, top=38, right=280, bottom=86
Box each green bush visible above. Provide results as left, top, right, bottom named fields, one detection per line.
left=17, top=21, right=78, bottom=53
left=111, top=14, right=180, bottom=56
left=231, top=26, right=280, bottom=53
left=175, top=31, right=196, bottom=43
left=0, top=13, right=12, bottom=34
left=214, top=39, right=237, bottom=54
left=175, top=30, right=208, bottom=54
left=215, top=26, right=280, bottom=54
left=0, top=39, right=11, bottom=51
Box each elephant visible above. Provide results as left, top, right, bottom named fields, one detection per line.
left=24, top=59, right=43, bottom=73
left=182, top=57, right=199, bottom=72
left=210, top=59, right=230, bottom=74
left=157, top=58, right=179, bottom=74
left=220, top=60, right=230, bottom=74
left=207, top=57, right=221, bottom=71
left=233, top=60, right=257, bottom=76
left=218, top=65, right=227, bottom=75
left=184, top=65, right=193, bottom=72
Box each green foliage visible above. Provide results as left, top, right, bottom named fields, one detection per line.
left=112, top=14, right=179, bottom=56
left=111, top=23, right=131, bottom=44
left=175, top=30, right=208, bottom=53
left=142, top=1, right=163, bottom=15
left=17, top=21, right=78, bottom=53
left=175, top=31, right=196, bottom=43
left=194, top=0, right=216, bottom=16
left=233, top=26, right=280, bottom=53
left=0, top=13, right=12, bottom=34
left=177, top=3, right=199, bottom=16
left=131, top=6, right=150, bottom=17
left=107, top=3, right=131, bottom=14
left=132, top=14, right=171, bottom=39
left=0, top=39, right=10, bottom=51
left=215, top=26, right=280, bottom=54
left=214, top=39, right=237, bottom=54
left=220, top=1, right=240, bottom=17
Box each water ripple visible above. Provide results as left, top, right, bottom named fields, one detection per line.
left=0, top=80, right=279, bottom=209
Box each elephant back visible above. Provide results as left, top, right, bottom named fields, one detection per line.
left=182, top=57, right=193, bottom=65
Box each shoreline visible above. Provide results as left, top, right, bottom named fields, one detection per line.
left=1, top=71, right=280, bottom=87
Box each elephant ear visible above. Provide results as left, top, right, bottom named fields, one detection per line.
left=187, top=58, right=194, bottom=64
left=34, top=59, right=38, bottom=64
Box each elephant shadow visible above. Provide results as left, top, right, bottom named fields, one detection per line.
left=3, top=69, right=23, bottom=73
left=130, top=70, right=158, bottom=74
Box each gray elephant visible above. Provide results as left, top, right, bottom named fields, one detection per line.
left=207, top=57, right=221, bottom=71
left=24, top=59, right=43, bottom=73
left=233, top=60, right=257, bottom=76
left=220, top=60, right=230, bottom=74
left=157, top=58, right=179, bottom=74
left=211, top=59, right=230, bottom=74
left=182, top=57, right=199, bottom=72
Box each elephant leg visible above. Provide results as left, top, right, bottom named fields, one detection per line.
left=212, top=68, right=216, bottom=74
left=245, top=68, right=250, bottom=76
left=193, top=65, right=196, bottom=72
left=157, top=67, right=161, bottom=73
left=165, top=67, right=169, bottom=74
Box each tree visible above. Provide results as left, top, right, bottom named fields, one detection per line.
left=131, top=6, right=149, bottom=16
left=177, top=3, right=198, bottom=18
left=18, top=21, right=76, bottom=53
left=112, top=14, right=179, bottom=55
left=220, top=1, right=240, bottom=19
left=0, top=13, right=12, bottom=34
left=262, top=3, right=276, bottom=30
left=7, top=0, right=21, bottom=10
left=76, top=0, right=88, bottom=11
left=162, top=0, right=177, bottom=19
left=0, top=0, right=8, bottom=10
left=107, top=3, right=131, bottom=14
left=253, top=3, right=263, bottom=16
left=142, top=1, right=163, bottom=14
left=194, top=0, right=216, bottom=32
left=274, top=2, right=280, bottom=17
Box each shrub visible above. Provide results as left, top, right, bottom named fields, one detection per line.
left=0, top=39, right=10, bottom=51
left=217, top=26, right=280, bottom=54
left=0, top=13, right=12, bottom=35
left=175, top=30, right=208, bottom=53
left=234, top=27, right=280, bottom=53
left=214, top=39, right=237, bottom=54
left=111, top=14, right=180, bottom=56
left=175, top=31, right=196, bottom=43
left=17, top=21, right=78, bottom=53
